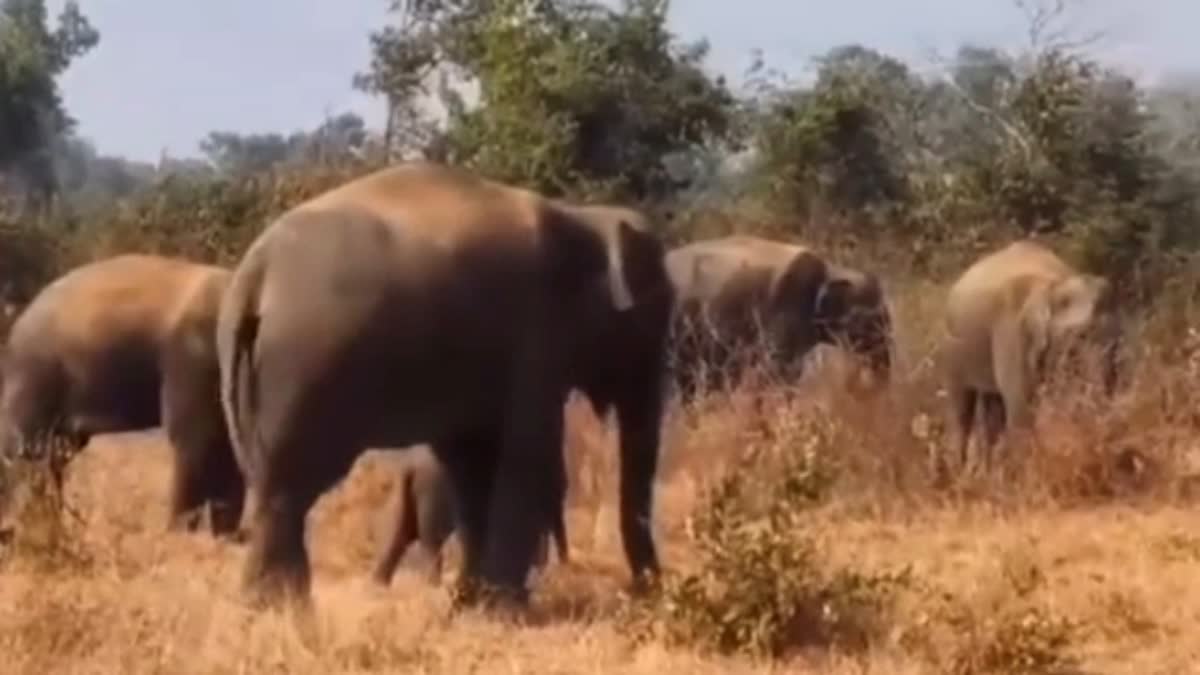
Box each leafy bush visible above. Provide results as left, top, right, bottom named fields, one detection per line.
left=618, top=420, right=913, bottom=658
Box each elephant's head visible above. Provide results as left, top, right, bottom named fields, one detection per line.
left=543, top=204, right=673, bottom=316
left=1022, top=272, right=1119, bottom=392
left=775, top=251, right=893, bottom=383
left=543, top=202, right=673, bottom=589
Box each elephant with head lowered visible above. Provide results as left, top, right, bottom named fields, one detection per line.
left=369, top=444, right=569, bottom=587
left=216, top=160, right=674, bottom=609
left=0, top=253, right=245, bottom=536
left=664, top=234, right=893, bottom=400
left=940, top=239, right=1122, bottom=473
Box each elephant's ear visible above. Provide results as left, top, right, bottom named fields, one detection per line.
left=1047, top=274, right=1109, bottom=335
left=543, top=210, right=635, bottom=311
left=775, top=250, right=827, bottom=317
left=816, top=278, right=855, bottom=316
left=605, top=220, right=638, bottom=312
left=1021, top=287, right=1053, bottom=376
left=1021, top=274, right=1108, bottom=377
left=608, top=217, right=671, bottom=313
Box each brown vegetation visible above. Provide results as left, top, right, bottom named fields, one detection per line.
left=1, top=250, right=1198, bottom=674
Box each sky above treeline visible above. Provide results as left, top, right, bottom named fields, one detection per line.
left=46, top=0, right=1197, bottom=163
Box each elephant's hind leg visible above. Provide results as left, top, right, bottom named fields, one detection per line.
left=370, top=469, right=420, bottom=587
left=161, top=357, right=245, bottom=538
left=206, top=444, right=247, bottom=538
left=943, top=383, right=977, bottom=480
left=431, top=426, right=500, bottom=602
left=242, top=439, right=356, bottom=609
left=980, top=392, right=1007, bottom=473
left=413, top=466, right=457, bottom=585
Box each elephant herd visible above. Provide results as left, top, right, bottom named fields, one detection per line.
left=0, top=160, right=1122, bottom=612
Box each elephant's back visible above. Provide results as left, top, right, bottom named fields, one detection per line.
left=952, top=240, right=1074, bottom=291
left=284, top=160, right=548, bottom=249
left=944, top=240, right=1075, bottom=338
left=667, top=235, right=808, bottom=299
left=8, top=254, right=221, bottom=359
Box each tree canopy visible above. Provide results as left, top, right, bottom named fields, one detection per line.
left=2, top=0, right=1200, bottom=303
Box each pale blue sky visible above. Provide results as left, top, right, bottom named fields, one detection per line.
left=46, top=1, right=1193, bottom=162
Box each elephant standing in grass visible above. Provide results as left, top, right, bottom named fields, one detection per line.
left=0, top=254, right=245, bottom=536
left=665, top=234, right=893, bottom=400
left=941, top=239, right=1122, bottom=474
left=369, top=444, right=569, bottom=587
left=216, top=160, right=674, bottom=609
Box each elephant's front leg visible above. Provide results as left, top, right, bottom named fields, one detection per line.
left=434, top=428, right=499, bottom=601
left=940, top=378, right=977, bottom=482
left=615, top=378, right=664, bottom=589
left=477, top=352, right=569, bottom=606
left=979, top=392, right=1007, bottom=473
left=993, top=321, right=1040, bottom=472
left=162, top=366, right=245, bottom=538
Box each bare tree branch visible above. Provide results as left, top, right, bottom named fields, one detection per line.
left=1013, top=0, right=1109, bottom=54
left=921, top=45, right=1035, bottom=162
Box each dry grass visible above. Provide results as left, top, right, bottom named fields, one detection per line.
left=2, top=274, right=1200, bottom=674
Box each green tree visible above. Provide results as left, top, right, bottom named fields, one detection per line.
left=199, top=112, right=369, bottom=176
left=0, top=0, right=98, bottom=211
left=355, top=0, right=736, bottom=204
left=746, top=45, right=919, bottom=225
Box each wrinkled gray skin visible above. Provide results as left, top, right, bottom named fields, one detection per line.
left=665, top=235, right=893, bottom=400
left=941, top=239, right=1122, bottom=473
left=370, top=445, right=569, bottom=587
left=217, top=160, right=674, bottom=610
left=0, top=254, right=245, bottom=536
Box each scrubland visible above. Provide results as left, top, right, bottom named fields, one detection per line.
left=2, top=268, right=1200, bottom=675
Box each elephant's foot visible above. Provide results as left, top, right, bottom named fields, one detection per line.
left=209, top=501, right=246, bottom=540
left=221, top=527, right=251, bottom=546
left=239, top=509, right=313, bottom=612
left=239, top=562, right=313, bottom=613
left=368, top=557, right=398, bottom=588
left=165, top=507, right=204, bottom=534
left=448, top=574, right=529, bottom=615
left=627, top=569, right=662, bottom=598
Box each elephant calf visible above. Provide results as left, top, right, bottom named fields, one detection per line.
left=0, top=253, right=245, bottom=536
left=370, top=445, right=569, bottom=587
left=941, top=239, right=1121, bottom=473
left=665, top=234, right=893, bottom=400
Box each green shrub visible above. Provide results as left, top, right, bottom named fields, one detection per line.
left=619, top=427, right=912, bottom=659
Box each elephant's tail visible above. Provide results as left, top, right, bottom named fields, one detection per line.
left=550, top=508, right=570, bottom=564
left=217, top=245, right=267, bottom=479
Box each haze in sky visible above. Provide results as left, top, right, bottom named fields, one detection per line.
left=46, top=1, right=1193, bottom=163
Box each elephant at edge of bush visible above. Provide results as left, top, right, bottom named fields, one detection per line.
left=0, top=253, right=245, bottom=537
left=216, top=160, right=674, bottom=610
left=664, top=234, right=893, bottom=401
left=369, top=444, right=569, bottom=587
left=940, top=239, right=1122, bottom=475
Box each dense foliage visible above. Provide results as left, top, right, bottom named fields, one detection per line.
left=1, top=0, right=1199, bottom=303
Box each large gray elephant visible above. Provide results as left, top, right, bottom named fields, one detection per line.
left=0, top=253, right=245, bottom=536
left=216, top=160, right=674, bottom=609
left=941, top=239, right=1121, bottom=473
left=665, top=234, right=893, bottom=400
left=369, top=444, right=569, bottom=587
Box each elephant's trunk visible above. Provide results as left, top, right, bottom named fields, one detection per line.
left=1098, top=314, right=1124, bottom=399
left=842, top=308, right=893, bottom=385
left=615, top=368, right=664, bottom=589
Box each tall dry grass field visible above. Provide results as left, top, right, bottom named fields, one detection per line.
left=2, top=271, right=1200, bottom=674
